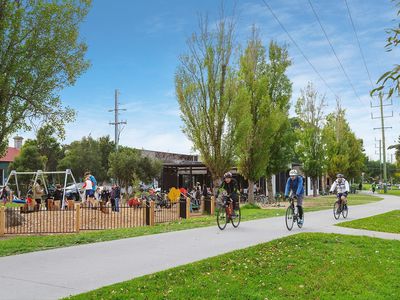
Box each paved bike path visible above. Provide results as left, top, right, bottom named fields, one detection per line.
left=0, top=192, right=399, bottom=300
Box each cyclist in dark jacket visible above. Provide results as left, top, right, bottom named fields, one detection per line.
left=219, top=172, right=239, bottom=216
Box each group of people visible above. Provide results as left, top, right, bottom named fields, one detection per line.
left=82, top=172, right=121, bottom=212
left=218, top=170, right=350, bottom=226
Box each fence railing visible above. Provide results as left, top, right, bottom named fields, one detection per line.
left=0, top=196, right=217, bottom=235
left=154, top=200, right=180, bottom=224
left=4, top=206, right=76, bottom=234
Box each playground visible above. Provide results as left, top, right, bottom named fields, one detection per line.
left=0, top=170, right=185, bottom=235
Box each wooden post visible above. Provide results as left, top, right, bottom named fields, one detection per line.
left=200, top=196, right=205, bottom=213
left=143, top=201, right=147, bottom=226
left=150, top=201, right=155, bottom=226
left=75, top=204, right=80, bottom=233
left=186, top=197, right=190, bottom=219
left=210, top=196, right=215, bottom=215
left=0, top=206, right=5, bottom=236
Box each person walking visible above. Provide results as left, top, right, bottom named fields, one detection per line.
left=33, top=179, right=44, bottom=211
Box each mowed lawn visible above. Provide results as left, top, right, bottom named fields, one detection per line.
left=337, top=210, right=400, bottom=234
left=66, top=233, right=400, bottom=300
left=303, top=193, right=382, bottom=212
left=378, top=189, right=400, bottom=196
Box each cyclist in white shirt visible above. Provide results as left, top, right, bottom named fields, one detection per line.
left=330, top=174, right=350, bottom=204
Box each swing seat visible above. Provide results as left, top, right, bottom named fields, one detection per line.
left=12, top=198, right=26, bottom=204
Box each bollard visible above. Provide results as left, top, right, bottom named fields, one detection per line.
left=0, top=206, right=5, bottom=236
left=200, top=196, right=205, bottom=213
left=186, top=197, right=190, bottom=219
left=210, top=196, right=215, bottom=215
left=75, top=204, right=81, bottom=233
left=150, top=201, right=155, bottom=226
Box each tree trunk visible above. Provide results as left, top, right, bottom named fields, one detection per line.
left=248, top=179, right=255, bottom=204
left=212, top=177, right=222, bottom=197
left=320, top=175, right=325, bottom=194
left=266, top=176, right=274, bottom=199
left=312, top=177, right=318, bottom=197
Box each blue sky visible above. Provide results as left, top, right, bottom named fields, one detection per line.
left=12, top=0, right=400, bottom=161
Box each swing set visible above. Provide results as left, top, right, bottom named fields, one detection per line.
left=2, top=169, right=83, bottom=209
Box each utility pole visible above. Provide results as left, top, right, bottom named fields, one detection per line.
left=109, top=89, right=127, bottom=151
left=375, top=138, right=382, bottom=180
left=371, top=93, right=392, bottom=193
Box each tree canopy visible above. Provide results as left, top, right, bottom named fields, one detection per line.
left=175, top=14, right=236, bottom=188
left=0, top=0, right=91, bottom=156
left=295, top=82, right=326, bottom=196
left=322, top=103, right=366, bottom=181
left=231, top=31, right=291, bottom=202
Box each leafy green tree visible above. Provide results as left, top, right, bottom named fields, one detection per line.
left=36, top=124, right=63, bottom=171
left=371, top=0, right=400, bottom=98
left=108, top=147, right=140, bottom=199
left=365, top=159, right=397, bottom=183
left=8, top=140, right=46, bottom=172
left=108, top=147, right=162, bottom=199
left=137, top=156, right=163, bottom=185
left=264, top=41, right=294, bottom=196
left=175, top=14, right=236, bottom=189
left=98, top=136, right=115, bottom=178
left=295, top=83, right=326, bottom=196
left=231, top=32, right=288, bottom=203
left=0, top=0, right=91, bottom=156
left=388, top=136, right=400, bottom=166
left=58, top=136, right=102, bottom=182
left=322, top=103, right=366, bottom=181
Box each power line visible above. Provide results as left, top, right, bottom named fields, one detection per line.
left=344, top=0, right=374, bottom=89
left=307, top=0, right=366, bottom=106
left=260, top=0, right=338, bottom=99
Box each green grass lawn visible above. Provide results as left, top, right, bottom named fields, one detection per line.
left=337, top=210, right=400, bottom=234
left=65, top=233, right=400, bottom=300
left=0, top=206, right=285, bottom=257
left=303, top=193, right=382, bottom=212
left=378, top=189, right=400, bottom=196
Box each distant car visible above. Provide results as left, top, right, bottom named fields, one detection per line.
left=64, top=183, right=84, bottom=201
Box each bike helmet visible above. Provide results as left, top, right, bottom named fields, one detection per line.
left=289, top=169, right=298, bottom=176
left=223, top=172, right=233, bottom=179
left=336, top=174, right=344, bottom=178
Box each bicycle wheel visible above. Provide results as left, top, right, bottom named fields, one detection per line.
left=231, top=205, right=241, bottom=228
left=333, top=201, right=341, bottom=220
left=285, top=205, right=294, bottom=231
left=216, top=206, right=228, bottom=230
left=342, top=203, right=348, bottom=218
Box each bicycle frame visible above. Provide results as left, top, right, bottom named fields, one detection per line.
left=223, top=196, right=234, bottom=220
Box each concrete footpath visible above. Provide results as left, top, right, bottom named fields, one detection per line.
left=0, top=192, right=399, bottom=300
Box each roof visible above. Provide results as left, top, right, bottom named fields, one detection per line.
left=0, top=147, right=20, bottom=163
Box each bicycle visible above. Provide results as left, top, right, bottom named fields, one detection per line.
left=285, top=195, right=304, bottom=231
left=333, top=195, right=348, bottom=220
left=216, top=192, right=241, bottom=230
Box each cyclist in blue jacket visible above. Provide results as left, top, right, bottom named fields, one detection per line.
left=284, top=169, right=305, bottom=225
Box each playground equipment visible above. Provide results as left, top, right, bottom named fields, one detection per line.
left=3, top=169, right=82, bottom=209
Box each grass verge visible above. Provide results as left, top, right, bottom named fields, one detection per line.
left=337, top=210, right=400, bottom=234
left=303, top=193, right=382, bottom=212
left=65, top=233, right=400, bottom=300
